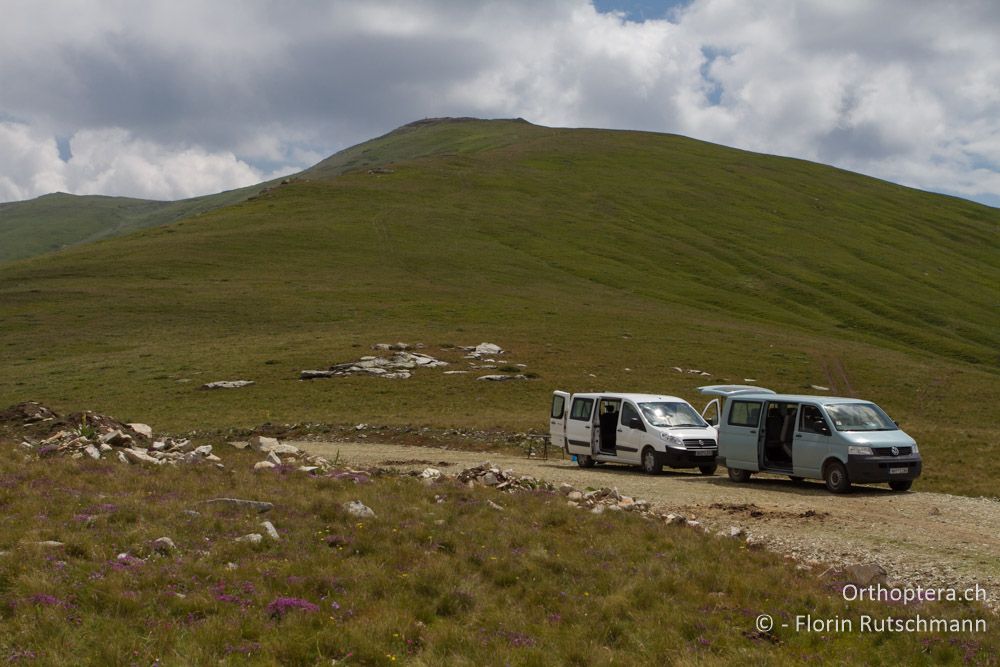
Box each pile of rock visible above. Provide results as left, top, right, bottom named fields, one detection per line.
left=244, top=435, right=337, bottom=474
left=300, top=351, right=447, bottom=381
left=15, top=410, right=222, bottom=466
left=453, top=462, right=553, bottom=492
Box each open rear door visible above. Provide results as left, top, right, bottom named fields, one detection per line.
left=549, top=390, right=570, bottom=452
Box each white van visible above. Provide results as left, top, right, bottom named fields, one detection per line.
left=698, top=385, right=923, bottom=493
left=550, top=391, right=719, bottom=475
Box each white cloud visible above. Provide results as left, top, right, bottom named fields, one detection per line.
left=0, top=0, right=997, bottom=205
left=0, top=122, right=276, bottom=201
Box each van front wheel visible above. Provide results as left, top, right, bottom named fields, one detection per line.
left=641, top=448, right=661, bottom=475
left=727, top=468, right=751, bottom=483
left=824, top=461, right=851, bottom=493
left=889, top=480, right=912, bottom=492
left=698, top=463, right=717, bottom=476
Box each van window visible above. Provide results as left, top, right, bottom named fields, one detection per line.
left=728, top=400, right=762, bottom=427
left=570, top=398, right=594, bottom=421
left=825, top=403, right=897, bottom=432
left=620, top=402, right=643, bottom=429
left=551, top=395, right=566, bottom=419
left=799, top=405, right=830, bottom=434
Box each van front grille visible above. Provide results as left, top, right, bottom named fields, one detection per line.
left=873, top=446, right=913, bottom=456
left=684, top=438, right=716, bottom=449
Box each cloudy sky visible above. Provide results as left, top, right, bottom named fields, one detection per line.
left=1, top=0, right=998, bottom=206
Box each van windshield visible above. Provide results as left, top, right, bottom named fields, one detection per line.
left=639, top=402, right=707, bottom=428
left=824, top=403, right=897, bottom=432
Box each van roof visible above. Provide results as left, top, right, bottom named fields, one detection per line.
left=568, top=392, right=689, bottom=403
left=728, top=393, right=873, bottom=405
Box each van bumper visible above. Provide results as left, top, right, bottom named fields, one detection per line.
left=846, top=455, right=922, bottom=483
left=661, top=447, right=718, bottom=469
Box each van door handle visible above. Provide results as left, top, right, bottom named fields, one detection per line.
left=795, top=434, right=802, bottom=438
left=616, top=429, right=623, bottom=433
left=583, top=426, right=590, bottom=429
left=748, top=430, right=756, bottom=434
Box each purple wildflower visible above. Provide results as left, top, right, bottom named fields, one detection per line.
left=266, top=597, right=320, bottom=619
left=28, top=594, right=63, bottom=607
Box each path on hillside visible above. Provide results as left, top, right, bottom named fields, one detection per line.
left=298, top=440, right=1000, bottom=612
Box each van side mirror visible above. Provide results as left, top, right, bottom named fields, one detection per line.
left=628, top=417, right=644, bottom=430
left=893, top=420, right=900, bottom=428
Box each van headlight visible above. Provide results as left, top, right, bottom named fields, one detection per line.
left=659, top=433, right=684, bottom=448
left=848, top=446, right=873, bottom=456
left=912, top=443, right=919, bottom=454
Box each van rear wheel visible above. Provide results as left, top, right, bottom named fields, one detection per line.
left=727, top=468, right=751, bottom=483
left=823, top=461, right=851, bottom=493
left=641, top=448, right=661, bottom=475
left=576, top=454, right=596, bottom=468
left=889, top=480, right=912, bottom=492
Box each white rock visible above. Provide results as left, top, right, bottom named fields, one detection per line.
left=152, top=537, right=176, bottom=554
left=122, top=448, right=161, bottom=465
left=419, top=468, right=442, bottom=479
left=344, top=500, right=375, bottom=519
left=236, top=533, right=263, bottom=544
left=474, top=343, right=503, bottom=356
left=117, top=452, right=128, bottom=464
left=151, top=440, right=167, bottom=451
left=487, top=500, right=504, bottom=511
left=201, top=380, right=255, bottom=390
left=591, top=505, right=605, bottom=515
left=248, top=435, right=279, bottom=451
left=84, top=445, right=101, bottom=460
left=567, top=491, right=583, bottom=501
left=194, top=445, right=213, bottom=457
left=267, top=451, right=282, bottom=465
left=204, top=454, right=222, bottom=462
left=254, top=461, right=277, bottom=471
left=261, top=521, right=280, bottom=541
left=100, top=443, right=113, bottom=452
left=128, top=423, right=153, bottom=438
left=297, top=466, right=319, bottom=473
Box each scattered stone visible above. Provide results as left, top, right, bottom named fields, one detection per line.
left=298, top=466, right=320, bottom=473
left=254, top=461, right=277, bottom=471
left=151, top=537, right=176, bottom=554
left=443, top=370, right=469, bottom=375
left=261, top=521, right=280, bottom=541
left=199, top=498, right=274, bottom=513
left=100, top=430, right=132, bottom=446
left=727, top=526, right=745, bottom=539
left=84, top=445, right=101, bottom=460
left=567, top=491, right=583, bottom=501
left=193, top=445, right=213, bottom=457
left=267, top=451, right=281, bottom=466
left=686, top=519, right=702, bottom=529
left=344, top=500, right=375, bottom=519
left=809, top=385, right=831, bottom=392
left=201, top=380, right=255, bottom=390
left=33, top=541, right=64, bottom=548
left=236, top=533, right=263, bottom=544
left=591, top=505, right=605, bottom=515
left=558, top=483, right=575, bottom=495
left=476, top=374, right=528, bottom=382
left=487, top=500, right=504, bottom=511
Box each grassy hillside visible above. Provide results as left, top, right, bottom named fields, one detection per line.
left=0, top=181, right=281, bottom=264
left=0, top=118, right=997, bottom=495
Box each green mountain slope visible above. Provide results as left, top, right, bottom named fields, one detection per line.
left=1, top=118, right=997, bottom=495
left=0, top=181, right=281, bottom=264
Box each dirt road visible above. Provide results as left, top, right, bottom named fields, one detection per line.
left=297, top=440, right=1000, bottom=612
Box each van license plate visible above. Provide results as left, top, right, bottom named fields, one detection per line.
left=889, top=467, right=908, bottom=475
left=696, top=450, right=713, bottom=456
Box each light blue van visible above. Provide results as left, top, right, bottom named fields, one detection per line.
left=698, top=385, right=922, bottom=493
